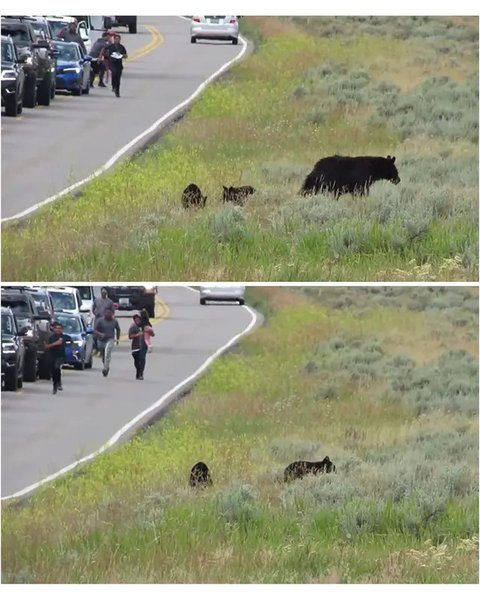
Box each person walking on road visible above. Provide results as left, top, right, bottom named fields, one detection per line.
left=129, top=314, right=150, bottom=380
left=57, top=20, right=87, bottom=54
left=89, top=31, right=110, bottom=87
left=139, top=308, right=155, bottom=352
left=105, top=33, right=128, bottom=97
left=45, top=322, right=71, bottom=394
left=94, top=308, right=121, bottom=377
left=91, top=287, right=115, bottom=353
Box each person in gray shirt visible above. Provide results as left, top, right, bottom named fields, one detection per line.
left=91, top=287, right=115, bottom=353
left=57, top=20, right=87, bottom=54
left=94, top=308, right=121, bottom=377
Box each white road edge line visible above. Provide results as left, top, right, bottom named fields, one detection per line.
left=1, top=287, right=257, bottom=501
left=1, top=25, right=248, bottom=223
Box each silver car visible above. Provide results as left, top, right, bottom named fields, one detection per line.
left=190, top=16, right=239, bottom=45
left=199, top=285, right=245, bottom=305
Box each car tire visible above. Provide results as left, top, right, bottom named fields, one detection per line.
left=74, top=357, right=85, bottom=370
left=38, top=73, right=52, bottom=106
left=239, top=299, right=245, bottom=305
left=17, top=371, right=23, bottom=389
left=5, top=92, right=19, bottom=117
left=232, top=38, right=238, bottom=45
left=17, top=93, right=23, bottom=114
left=82, top=79, right=90, bottom=95
left=85, top=353, right=93, bottom=369
left=23, top=75, right=37, bottom=108
left=23, top=349, right=37, bottom=382
left=200, top=298, right=206, bottom=305
left=191, top=36, right=197, bottom=43
left=146, top=304, right=155, bottom=319
left=4, top=367, right=18, bottom=392
left=72, top=82, right=82, bottom=96
left=50, top=80, right=56, bottom=100
left=129, top=22, right=137, bottom=34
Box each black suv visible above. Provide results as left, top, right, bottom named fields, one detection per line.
left=1, top=17, right=56, bottom=107
left=103, top=16, right=137, bottom=34
left=103, top=286, right=156, bottom=318
left=1, top=287, right=52, bottom=381
left=1, top=34, right=26, bottom=116
left=1, top=306, right=25, bottom=392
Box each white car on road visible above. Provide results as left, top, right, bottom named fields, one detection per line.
left=199, top=285, right=245, bottom=305
left=190, top=16, right=239, bottom=45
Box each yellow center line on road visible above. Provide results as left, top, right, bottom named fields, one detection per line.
left=125, top=25, right=164, bottom=63
left=118, top=297, right=170, bottom=342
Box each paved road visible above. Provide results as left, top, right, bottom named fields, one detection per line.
left=1, top=16, right=246, bottom=218
left=1, top=287, right=258, bottom=498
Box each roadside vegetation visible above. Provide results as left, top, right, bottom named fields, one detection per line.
left=2, top=287, right=478, bottom=583
left=2, top=17, right=478, bottom=280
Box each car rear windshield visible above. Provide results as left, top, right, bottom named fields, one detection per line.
left=49, top=291, right=76, bottom=311
left=55, top=316, right=82, bottom=334
left=1, top=40, right=15, bottom=62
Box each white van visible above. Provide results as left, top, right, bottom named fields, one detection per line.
left=47, top=286, right=83, bottom=315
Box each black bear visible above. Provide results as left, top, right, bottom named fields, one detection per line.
left=284, top=456, right=336, bottom=482
left=189, top=462, right=213, bottom=487
left=223, top=185, right=256, bottom=205
left=301, top=155, right=400, bottom=198
left=182, top=183, right=207, bottom=208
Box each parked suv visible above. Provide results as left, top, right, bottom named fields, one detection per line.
left=1, top=16, right=56, bottom=107
left=1, top=287, right=52, bottom=381
left=103, top=286, right=156, bottom=318
left=1, top=306, right=25, bottom=392
left=1, top=34, right=26, bottom=116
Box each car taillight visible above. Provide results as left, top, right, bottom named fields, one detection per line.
left=229, top=18, right=237, bottom=24
left=193, top=17, right=201, bottom=23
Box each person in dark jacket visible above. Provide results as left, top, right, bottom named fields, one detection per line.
left=45, top=322, right=72, bottom=394
left=89, top=31, right=110, bottom=87
left=105, top=33, right=127, bottom=97
left=129, top=314, right=148, bottom=380
left=57, top=20, right=87, bottom=54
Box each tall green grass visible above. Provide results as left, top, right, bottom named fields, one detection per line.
left=2, top=287, right=478, bottom=583
left=1, top=17, right=478, bottom=280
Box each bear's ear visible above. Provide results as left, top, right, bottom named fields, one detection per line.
left=391, top=156, right=396, bottom=163
left=386, top=155, right=391, bottom=160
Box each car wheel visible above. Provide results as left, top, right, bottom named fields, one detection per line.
left=50, top=81, right=56, bottom=100
left=38, top=73, right=52, bottom=106
left=17, top=371, right=23, bottom=389
left=17, top=93, right=23, bottom=114
left=4, top=367, right=18, bottom=392
left=239, top=299, right=245, bottom=305
left=232, top=38, right=238, bottom=45
left=200, top=298, right=206, bottom=305
left=72, top=83, right=82, bottom=96
left=146, top=304, right=155, bottom=319
left=23, top=350, right=37, bottom=382
left=82, top=78, right=90, bottom=95
left=23, top=75, right=37, bottom=108
left=191, top=36, right=197, bottom=43
left=129, top=22, right=137, bottom=34
left=5, top=92, right=19, bottom=117
left=85, top=353, right=93, bottom=369
left=74, top=357, right=85, bottom=371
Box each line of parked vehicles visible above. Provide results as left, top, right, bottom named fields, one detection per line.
left=1, top=285, right=156, bottom=392
left=1, top=15, right=137, bottom=116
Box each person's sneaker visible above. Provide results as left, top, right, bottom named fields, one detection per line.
left=102, top=368, right=109, bottom=377
left=138, top=375, right=144, bottom=380
left=115, top=91, right=120, bottom=97
left=148, top=347, right=153, bottom=353
left=58, top=385, right=63, bottom=391
left=53, top=387, right=57, bottom=395
left=98, top=81, right=106, bottom=87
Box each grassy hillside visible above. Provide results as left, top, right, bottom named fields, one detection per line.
left=2, top=286, right=478, bottom=583
left=2, top=17, right=478, bottom=280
